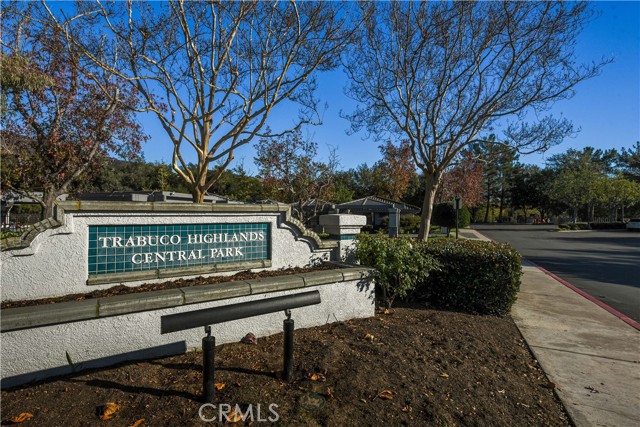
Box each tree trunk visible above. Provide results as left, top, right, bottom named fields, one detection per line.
left=418, top=173, right=439, bottom=241
left=498, top=186, right=505, bottom=222
left=192, top=189, right=206, bottom=203
left=484, top=181, right=491, bottom=222
left=41, top=187, right=60, bottom=220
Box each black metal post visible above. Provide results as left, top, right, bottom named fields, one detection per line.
left=202, top=325, right=215, bottom=403
left=455, top=196, right=460, bottom=239
left=283, top=310, right=294, bottom=382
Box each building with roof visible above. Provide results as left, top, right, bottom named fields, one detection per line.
left=336, top=196, right=420, bottom=227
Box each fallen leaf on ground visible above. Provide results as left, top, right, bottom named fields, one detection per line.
left=383, top=309, right=393, bottom=315
left=540, top=381, right=556, bottom=389
left=326, top=387, right=334, bottom=399
left=98, top=402, right=120, bottom=420
left=9, top=412, right=33, bottom=423
left=214, top=383, right=226, bottom=391
left=240, top=332, right=258, bottom=345
left=402, top=405, right=412, bottom=412
left=440, top=372, right=449, bottom=378
left=227, top=407, right=243, bottom=423
left=376, top=390, right=394, bottom=400
left=364, top=333, right=375, bottom=341
left=128, top=419, right=144, bottom=427
left=309, top=373, right=326, bottom=382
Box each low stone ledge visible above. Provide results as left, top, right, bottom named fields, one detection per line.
left=55, top=200, right=291, bottom=214
left=246, top=275, right=306, bottom=294
left=341, top=267, right=376, bottom=282
left=0, top=267, right=374, bottom=332
left=0, top=299, right=99, bottom=332
left=98, top=289, right=186, bottom=318
left=181, top=282, right=251, bottom=305
left=297, top=270, right=345, bottom=287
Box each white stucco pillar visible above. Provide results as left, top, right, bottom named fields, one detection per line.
left=319, top=214, right=367, bottom=262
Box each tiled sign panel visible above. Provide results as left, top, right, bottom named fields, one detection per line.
left=88, top=223, right=270, bottom=276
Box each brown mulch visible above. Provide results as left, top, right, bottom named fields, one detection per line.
left=0, top=265, right=340, bottom=310
left=0, top=306, right=571, bottom=426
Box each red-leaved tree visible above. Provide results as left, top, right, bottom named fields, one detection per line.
left=438, top=151, right=484, bottom=208
left=1, top=3, right=147, bottom=219
left=374, top=140, right=416, bottom=201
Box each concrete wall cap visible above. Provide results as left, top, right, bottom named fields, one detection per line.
left=0, top=299, right=99, bottom=332
left=319, top=214, right=367, bottom=227
left=246, top=275, right=306, bottom=294
left=181, top=282, right=251, bottom=305
left=98, top=289, right=186, bottom=318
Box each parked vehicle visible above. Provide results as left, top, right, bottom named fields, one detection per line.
left=626, top=218, right=640, bottom=231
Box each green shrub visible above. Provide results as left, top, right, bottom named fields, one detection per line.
left=414, top=239, right=522, bottom=316
left=0, top=230, right=23, bottom=239
left=355, top=233, right=440, bottom=308
left=400, top=214, right=421, bottom=234
left=361, top=225, right=375, bottom=234
left=569, top=222, right=591, bottom=230
left=558, top=224, right=570, bottom=230
left=15, top=204, right=42, bottom=214
left=431, top=202, right=471, bottom=229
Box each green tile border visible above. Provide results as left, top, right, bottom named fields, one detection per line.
left=86, top=260, right=271, bottom=285
left=87, top=223, right=270, bottom=277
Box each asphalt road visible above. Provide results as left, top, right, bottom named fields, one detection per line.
left=471, top=224, right=640, bottom=322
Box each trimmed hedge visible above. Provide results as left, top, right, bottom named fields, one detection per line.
left=558, top=222, right=591, bottom=231
left=355, top=234, right=522, bottom=315
left=414, top=239, right=522, bottom=316
left=380, top=214, right=422, bottom=234
left=400, top=214, right=421, bottom=234
left=432, top=202, right=471, bottom=229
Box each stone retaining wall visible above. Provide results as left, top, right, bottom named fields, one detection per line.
left=0, top=202, right=374, bottom=388
left=1, top=268, right=375, bottom=388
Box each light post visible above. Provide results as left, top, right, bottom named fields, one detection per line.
left=454, top=196, right=461, bottom=239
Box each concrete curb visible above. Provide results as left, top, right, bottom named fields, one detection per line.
left=527, top=261, right=640, bottom=332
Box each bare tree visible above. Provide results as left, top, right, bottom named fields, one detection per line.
left=344, top=1, right=610, bottom=240
left=254, top=128, right=339, bottom=222
left=45, top=0, right=355, bottom=202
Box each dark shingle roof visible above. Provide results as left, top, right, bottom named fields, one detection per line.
left=336, top=196, right=419, bottom=214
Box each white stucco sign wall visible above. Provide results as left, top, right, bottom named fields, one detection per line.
left=0, top=202, right=337, bottom=301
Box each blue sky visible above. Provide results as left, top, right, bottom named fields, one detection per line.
left=141, top=1, right=640, bottom=173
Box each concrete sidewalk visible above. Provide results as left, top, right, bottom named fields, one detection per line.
left=462, top=229, right=640, bottom=427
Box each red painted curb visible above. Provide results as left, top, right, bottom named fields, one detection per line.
left=527, top=261, right=640, bottom=331
left=470, top=228, right=640, bottom=331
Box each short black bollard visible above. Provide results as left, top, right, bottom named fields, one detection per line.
left=202, top=325, right=216, bottom=403
left=160, top=290, right=321, bottom=402
left=283, top=310, right=294, bottom=382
